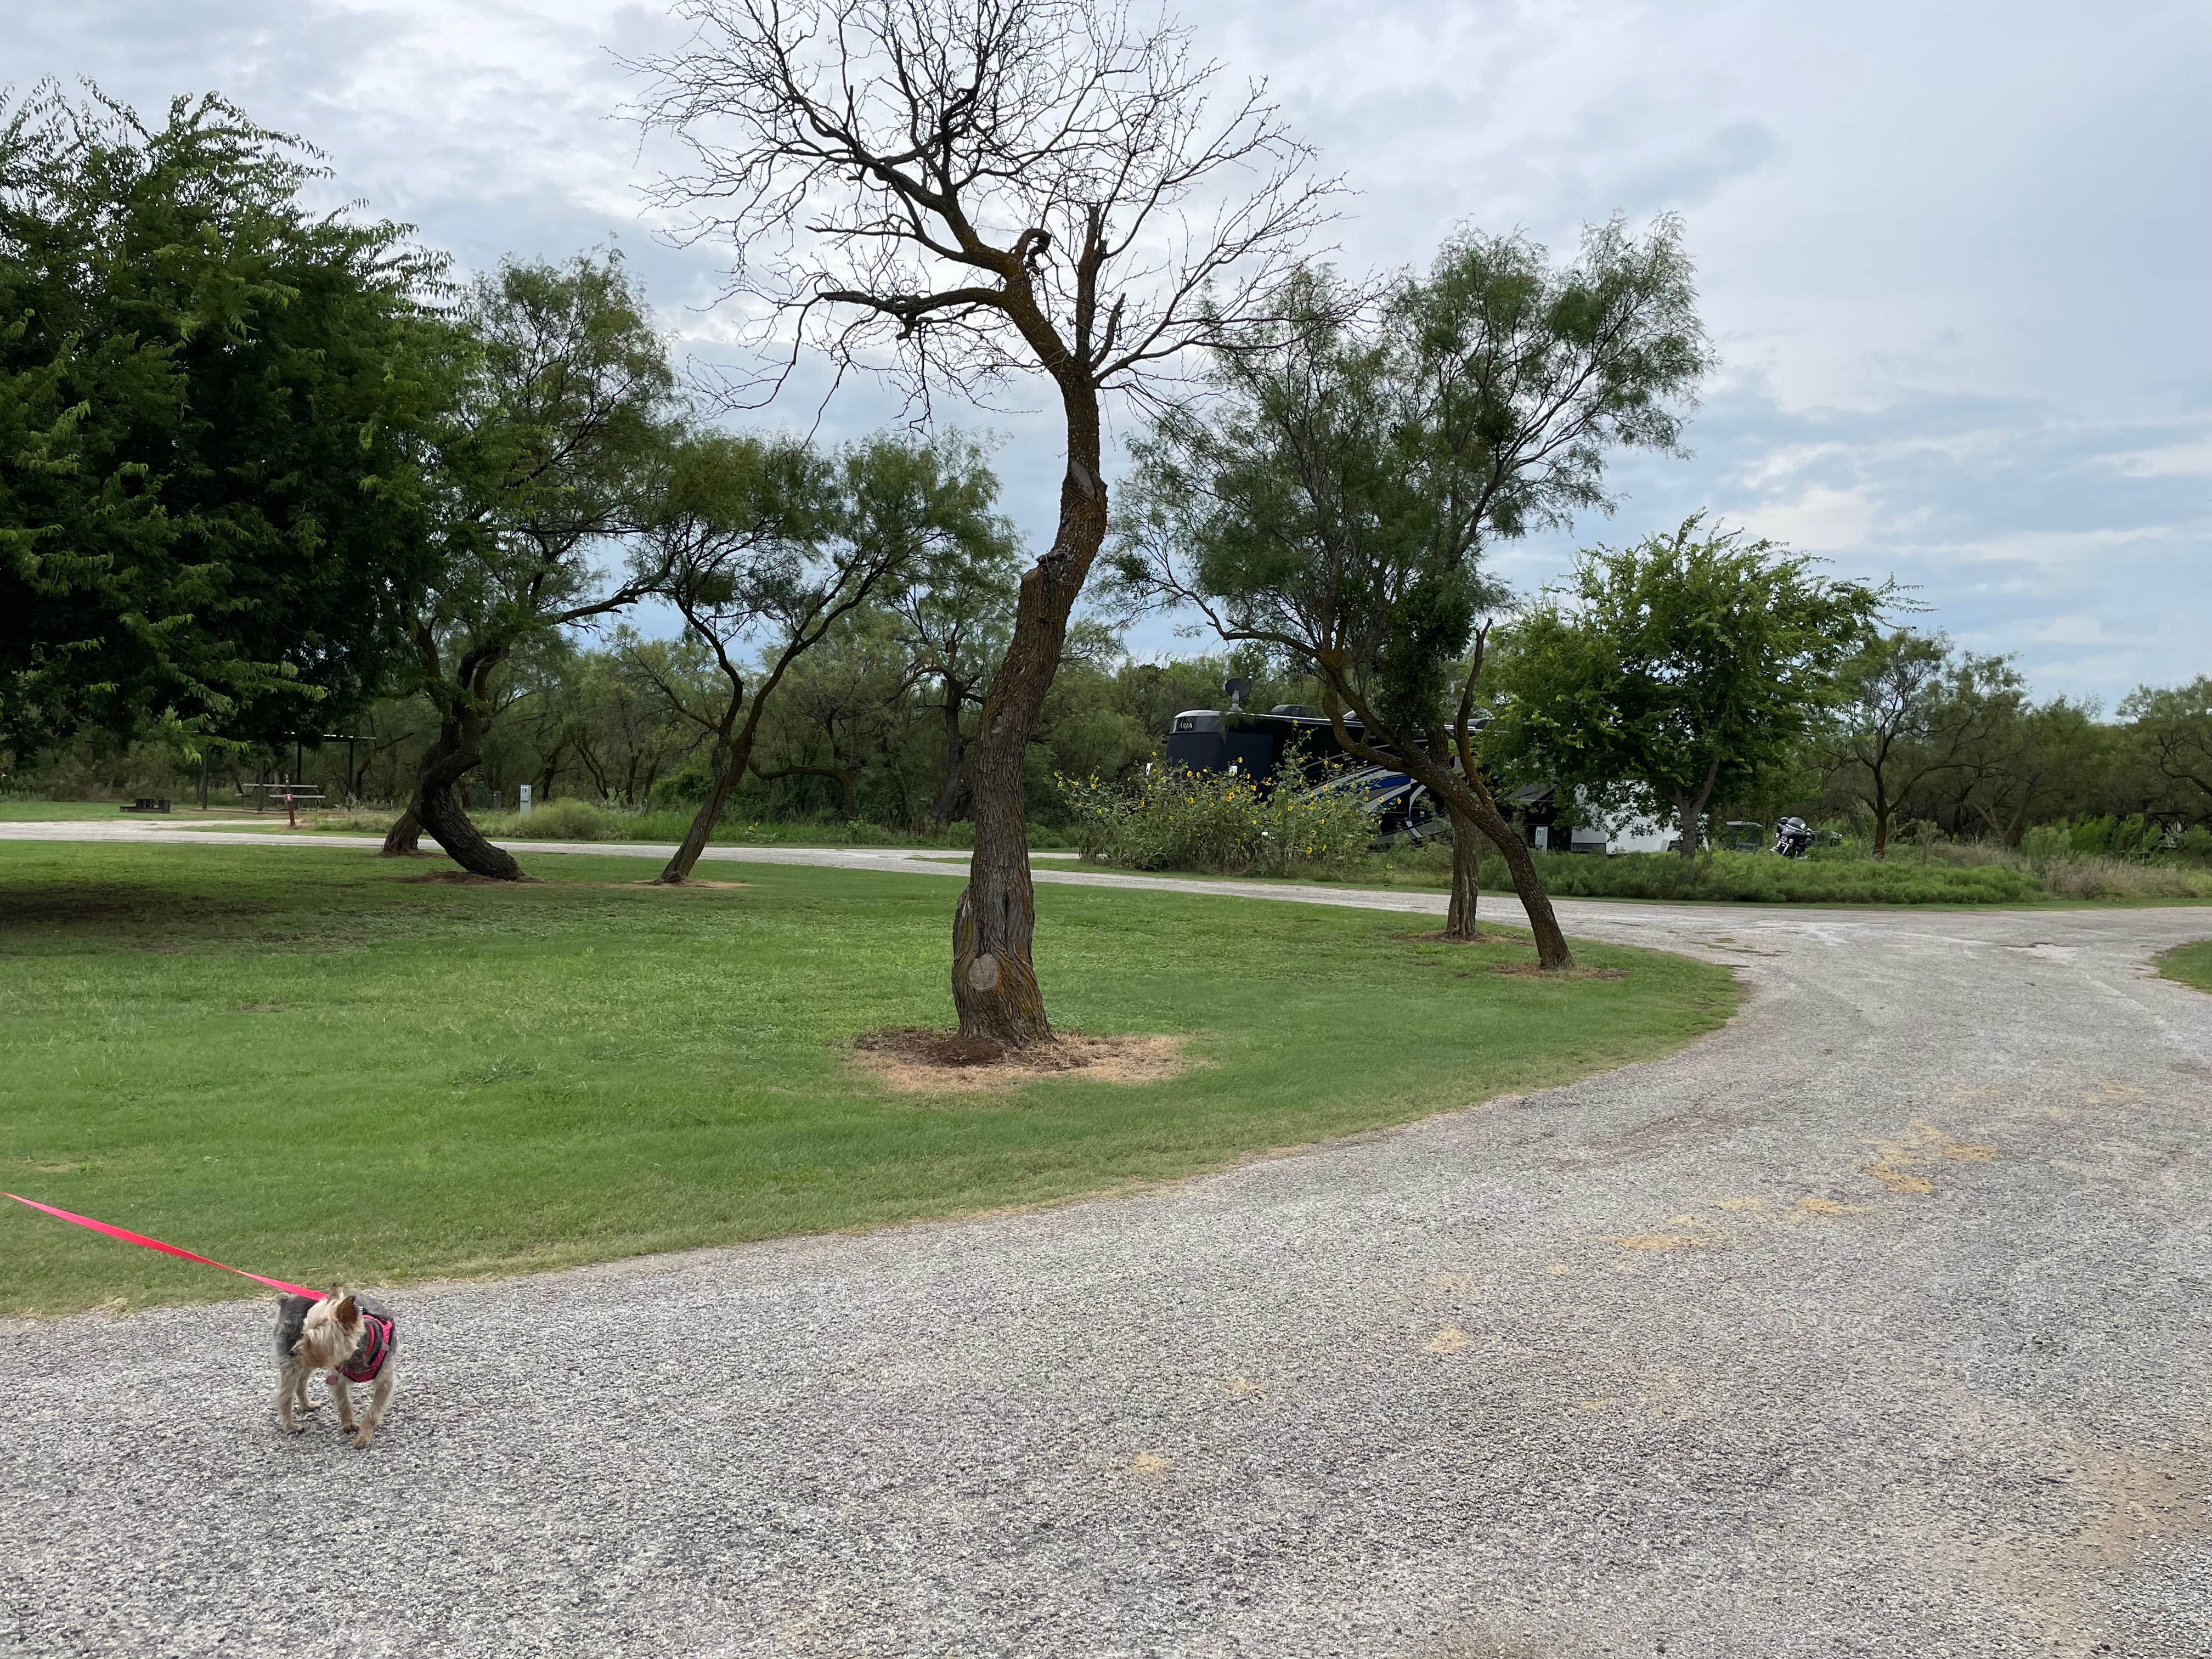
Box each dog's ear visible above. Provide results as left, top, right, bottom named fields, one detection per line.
left=335, top=1294, right=359, bottom=1324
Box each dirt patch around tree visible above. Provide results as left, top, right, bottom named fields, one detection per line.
left=853, top=1027, right=1193, bottom=1094
left=1491, top=961, right=1627, bottom=980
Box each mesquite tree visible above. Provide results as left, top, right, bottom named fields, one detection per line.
left=1115, top=224, right=1711, bottom=964
left=379, top=255, right=679, bottom=878
left=633, top=0, right=1334, bottom=1045
left=634, top=430, right=1005, bottom=883
left=0, top=84, right=453, bottom=759
left=1496, top=517, right=1889, bottom=862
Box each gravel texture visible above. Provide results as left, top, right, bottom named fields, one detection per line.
left=3, top=825, right=2211, bottom=1656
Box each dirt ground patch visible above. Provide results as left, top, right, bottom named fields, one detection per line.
left=854, top=1027, right=1193, bottom=1093
left=1491, top=961, right=1627, bottom=980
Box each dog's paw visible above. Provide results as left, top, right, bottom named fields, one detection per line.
left=350, top=1430, right=375, bottom=1449
left=280, top=1421, right=304, bottom=1436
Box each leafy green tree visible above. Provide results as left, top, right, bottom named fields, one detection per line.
left=1494, top=517, right=1889, bottom=862
left=2120, top=678, right=2212, bottom=826
left=636, top=431, right=1005, bottom=883
left=1940, top=686, right=2106, bottom=844
left=1117, top=220, right=1712, bottom=962
left=377, top=253, right=681, bottom=878
left=748, top=607, right=912, bottom=821
left=1, top=84, right=455, bottom=761
left=1816, top=631, right=2009, bottom=856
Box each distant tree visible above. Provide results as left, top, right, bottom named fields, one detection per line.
left=635, top=0, right=1336, bottom=1043
left=1816, top=631, right=2001, bottom=856
left=635, top=431, right=1002, bottom=883
left=1495, top=517, right=1889, bottom=863
left=2120, top=677, right=2212, bottom=825
left=0, top=83, right=454, bottom=761
left=1937, top=682, right=2106, bottom=845
left=1117, top=221, right=1712, bottom=962
left=884, top=522, right=1020, bottom=826
left=748, top=608, right=911, bottom=821
left=377, top=254, right=681, bottom=878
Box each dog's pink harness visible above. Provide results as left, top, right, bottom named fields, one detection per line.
left=337, top=1313, right=394, bottom=1384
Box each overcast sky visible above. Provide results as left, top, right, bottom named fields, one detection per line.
left=12, top=1, right=2209, bottom=704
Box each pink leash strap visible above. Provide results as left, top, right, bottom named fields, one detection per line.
left=2, top=1192, right=324, bottom=1299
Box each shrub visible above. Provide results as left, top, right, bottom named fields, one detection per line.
left=1058, top=766, right=1375, bottom=878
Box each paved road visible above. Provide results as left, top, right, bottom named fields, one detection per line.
left=3, top=825, right=2211, bottom=1656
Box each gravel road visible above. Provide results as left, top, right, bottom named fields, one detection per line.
left=3, top=824, right=2210, bottom=1657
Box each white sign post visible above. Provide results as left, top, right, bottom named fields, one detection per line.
left=518, top=784, right=533, bottom=818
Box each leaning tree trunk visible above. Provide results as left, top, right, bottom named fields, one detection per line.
left=380, top=809, right=422, bottom=856
left=950, top=447, right=1107, bottom=1047
left=409, top=718, right=524, bottom=881
left=657, top=740, right=742, bottom=884
left=1444, top=809, right=1484, bottom=942
left=1462, top=793, right=1575, bottom=970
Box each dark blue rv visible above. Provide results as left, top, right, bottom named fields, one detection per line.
left=1161, top=703, right=1368, bottom=785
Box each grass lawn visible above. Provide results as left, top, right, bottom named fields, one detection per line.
left=0, top=841, right=1738, bottom=1317
left=2156, top=941, right=2212, bottom=993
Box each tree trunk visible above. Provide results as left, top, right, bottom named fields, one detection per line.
left=658, top=736, right=744, bottom=884
left=381, top=809, right=422, bottom=856
left=1462, top=793, right=1575, bottom=969
left=949, top=445, right=1105, bottom=1047
left=409, top=716, right=524, bottom=881
left=1443, top=811, right=1483, bottom=941
left=1673, top=755, right=1723, bottom=864
left=929, top=689, right=968, bottom=825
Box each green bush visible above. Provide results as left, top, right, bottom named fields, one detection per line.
left=1058, top=766, right=1375, bottom=878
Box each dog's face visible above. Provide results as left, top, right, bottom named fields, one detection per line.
left=292, top=1292, right=364, bottom=1370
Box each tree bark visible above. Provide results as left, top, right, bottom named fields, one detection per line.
left=656, top=659, right=785, bottom=885
left=381, top=809, right=422, bottom=855
left=1443, top=810, right=1483, bottom=942
left=1672, top=754, right=1723, bottom=864
left=949, top=445, right=1105, bottom=1047
left=1459, top=788, right=1574, bottom=968
left=657, top=729, right=749, bottom=884
left=929, top=691, right=969, bottom=826
left=407, top=710, right=524, bottom=881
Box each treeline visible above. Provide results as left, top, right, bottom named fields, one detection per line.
left=26, top=617, right=2212, bottom=856
left=1807, top=636, right=2212, bottom=850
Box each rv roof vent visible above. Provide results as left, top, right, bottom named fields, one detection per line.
left=1270, top=704, right=1315, bottom=717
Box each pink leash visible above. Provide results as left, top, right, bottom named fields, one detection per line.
left=3, top=1192, right=324, bottom=1299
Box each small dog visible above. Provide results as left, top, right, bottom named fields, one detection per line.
left=274, top=1289, right=398, bottom=1448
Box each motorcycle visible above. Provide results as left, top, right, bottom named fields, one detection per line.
left=1773, top=816, right=1815, bottom=859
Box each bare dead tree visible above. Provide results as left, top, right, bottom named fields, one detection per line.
left=631, top=0, right=1337, bottom=1045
